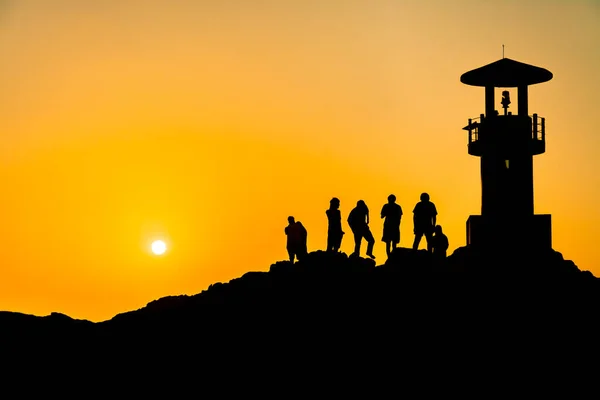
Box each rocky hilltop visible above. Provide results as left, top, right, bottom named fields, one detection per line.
left=1, top=246, right=598, bottom=389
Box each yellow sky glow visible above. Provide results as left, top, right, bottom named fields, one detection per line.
left=0, top=1, right=599, bottom=321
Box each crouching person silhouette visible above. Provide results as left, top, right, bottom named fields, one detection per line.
left=326, top=197, right=345, bottom=252
left=285, top=216, right=308, bottom=263
left=347, top=200, right=375, bottom=259
left=431, top=225, right=449, bottom=259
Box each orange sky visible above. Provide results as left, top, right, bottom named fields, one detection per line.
left=0, top=0, right=599, bottom=322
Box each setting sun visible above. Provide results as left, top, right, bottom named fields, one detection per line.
left=151, top=240, right=167, bottom=256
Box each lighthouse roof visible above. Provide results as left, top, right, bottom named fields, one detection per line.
left=460, top=58, right=553, bottom=87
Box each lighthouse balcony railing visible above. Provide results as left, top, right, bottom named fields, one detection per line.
left=465, top=113, right=546, bottom=147
left=463, top=116, right=482, bottom=144
left=532, top=113, right=545, bottom=141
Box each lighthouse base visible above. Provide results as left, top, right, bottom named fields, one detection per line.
left=466, top=214, right=552, bottom=250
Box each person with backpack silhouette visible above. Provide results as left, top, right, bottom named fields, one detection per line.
left=326, top=197, right=344, bottom=252
left=285, top=216, right=308, bottom=263
left=431, top=225, right=449, bottom=259
left=347, top=200, right=375, bottom=259
left=381, top=194, right=402, bottom=257
left=412, top=192, right=437, bottom=252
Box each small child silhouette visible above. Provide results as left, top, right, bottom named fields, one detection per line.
left=431, top=225, right=449, bottom=258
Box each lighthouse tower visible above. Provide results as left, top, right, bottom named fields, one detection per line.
left=461, top=58, right=553, bottom=250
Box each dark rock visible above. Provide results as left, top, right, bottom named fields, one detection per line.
left=2, top=246, right=599, bottom=389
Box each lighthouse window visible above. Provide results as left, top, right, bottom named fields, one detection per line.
left=505, top=160, right=510, bottom=169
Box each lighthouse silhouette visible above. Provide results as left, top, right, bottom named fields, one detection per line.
left=461, top=57, right=553, bottom=250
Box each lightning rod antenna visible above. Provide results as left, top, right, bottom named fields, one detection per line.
left=502, top=44, right=505, bottom=59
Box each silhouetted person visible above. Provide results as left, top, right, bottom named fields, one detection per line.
left=431, top=225, right=449, bottom=259
left=412, top=193, right=437, bottom=252
left=501, top=90, right=511, bottom=115
left=347, top=200, right=375, bottom=259
left=285, top=216, right=307, bottom=263
left=381, top=194, right=402, bottom=257
left=326, top=197, right=345, bottom=252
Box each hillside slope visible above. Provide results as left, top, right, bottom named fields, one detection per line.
left=1, top=246, right=598, bottom=389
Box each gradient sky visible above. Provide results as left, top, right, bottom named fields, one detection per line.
left=0, top=0, right=598, bottom=322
